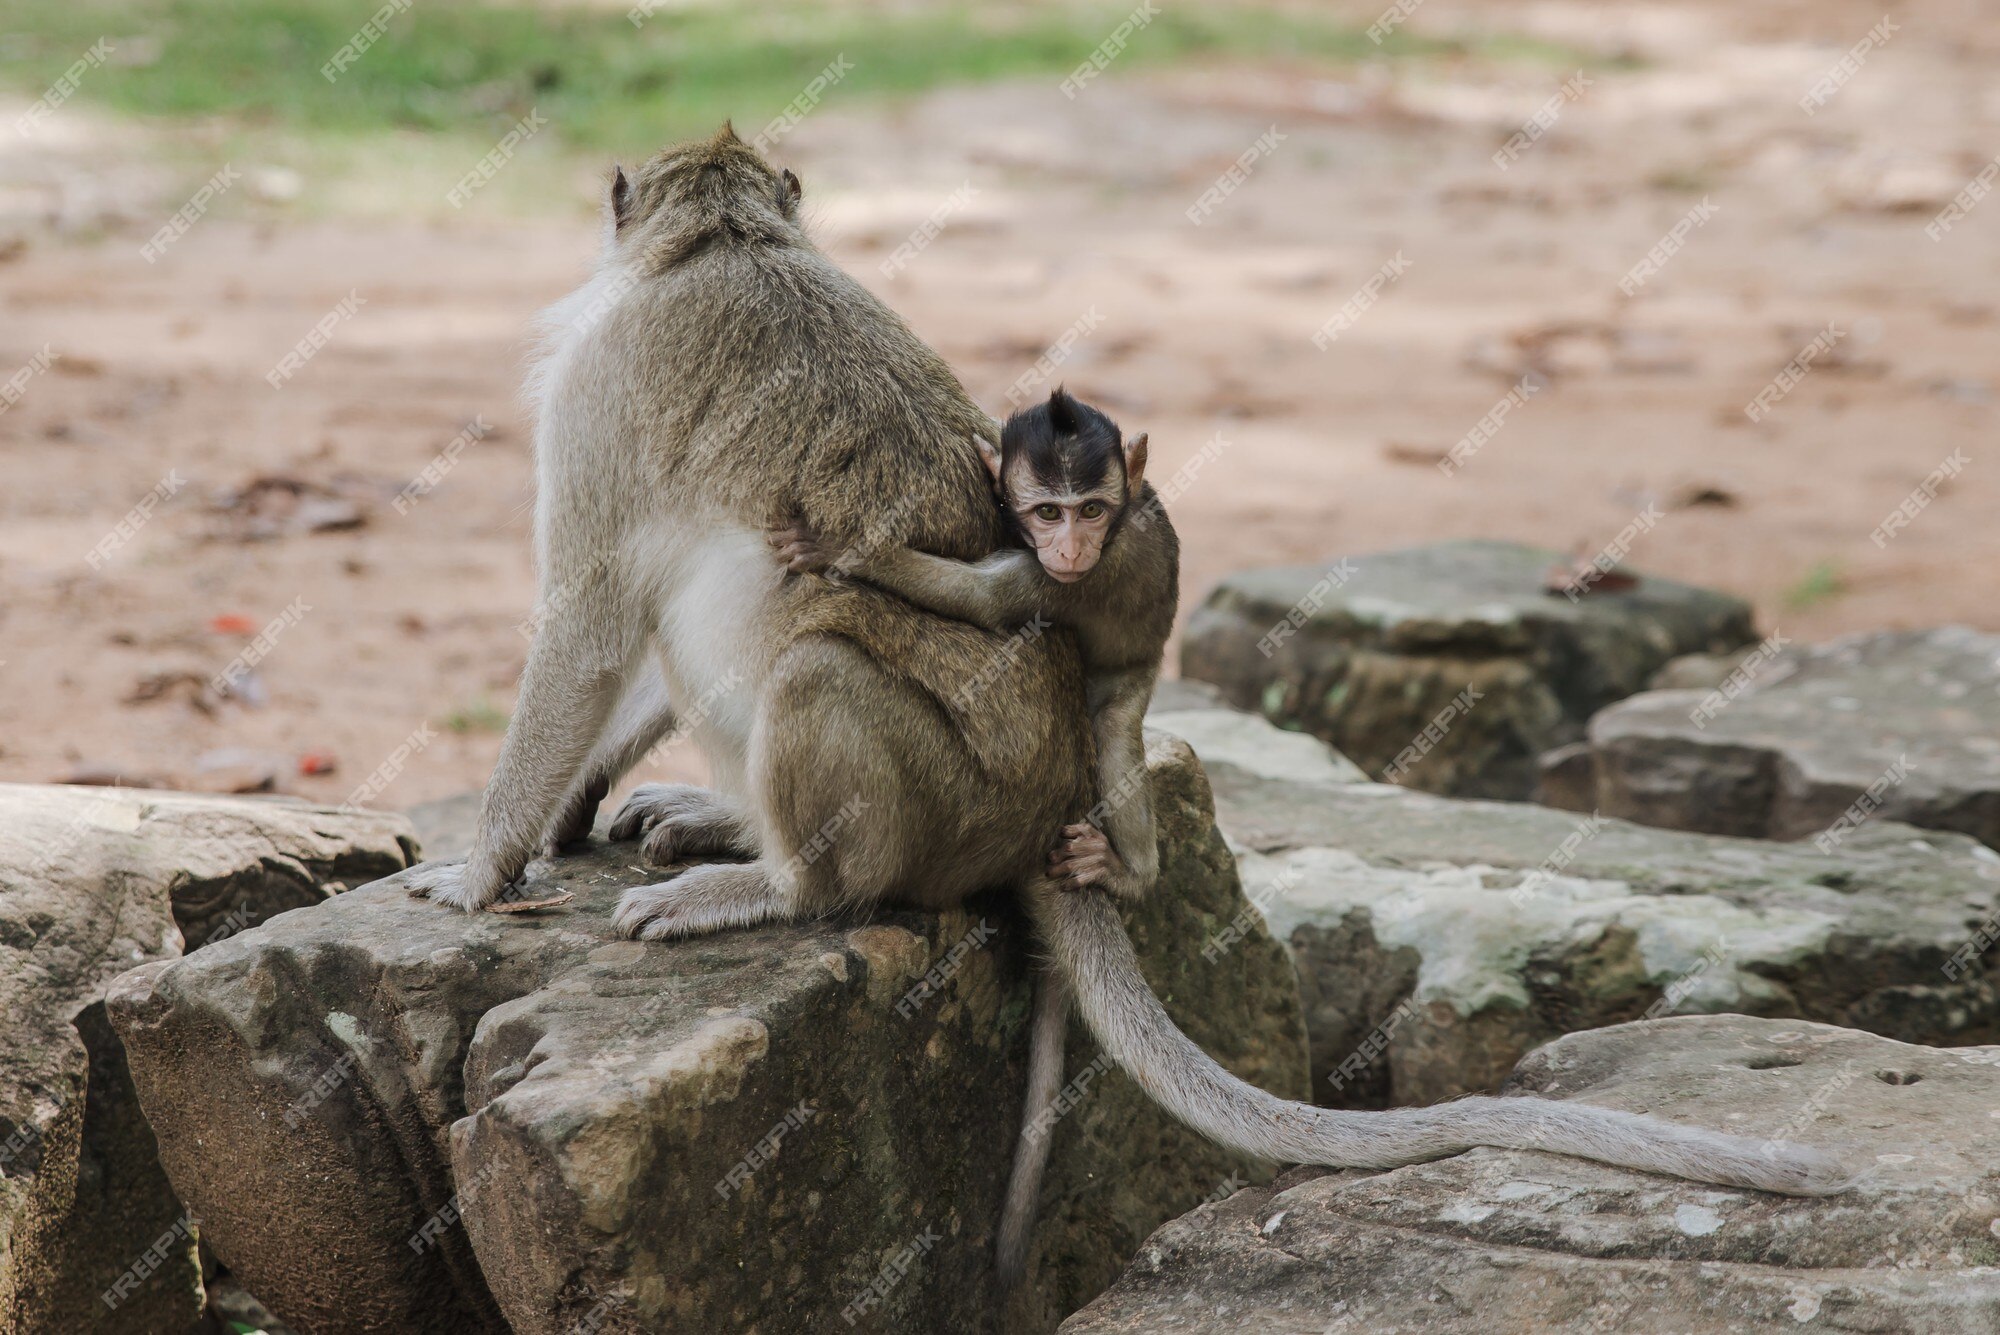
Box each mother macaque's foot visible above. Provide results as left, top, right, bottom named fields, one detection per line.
left=404, top=859, right=508, bottom=912
left=610, top=784, right=760, bottom=866
left=614, top=863, right=787, bottom=940
left=609, top=783, right=722, bottom=841
left=640, top=810, right=758, bottom=866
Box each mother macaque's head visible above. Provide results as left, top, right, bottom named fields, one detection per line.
left=606, top=124, right=803, bottom=264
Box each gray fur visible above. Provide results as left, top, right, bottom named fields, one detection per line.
left=411, top=130, right=1847, bottom=1293
left=542, top=665, right=680, bottom=855
left=996, top=968, right=1071, bottom=1288
left=405, top=126, right=1092, bottom=924
left=1033, top=886, right=1853, bottom=1196
left=770, top=468, right=1178, bottom=902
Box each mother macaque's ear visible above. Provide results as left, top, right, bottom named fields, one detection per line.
left=1123, top=432, right=1148, bottom=492
left=972, top=433, right=1005, bottom=484
left=777, top=168, right=802, bottom=217
left=610, top=165, right=633, bottom=230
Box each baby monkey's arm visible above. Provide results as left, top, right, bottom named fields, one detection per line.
left=846, top=547, right=1049, bottom=632
left=768, top=518, right=1052, bottom=633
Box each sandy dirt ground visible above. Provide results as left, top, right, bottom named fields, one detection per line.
left=2, top=0, right=1995, bottom=821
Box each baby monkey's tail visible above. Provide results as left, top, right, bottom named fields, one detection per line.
left=995, top=966, right=1071, bottom=1289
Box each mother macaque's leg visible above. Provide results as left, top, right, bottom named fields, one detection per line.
left=613, top=635, right=1009, bottom=937
left=543, top=658, right=680, bottom=854
left=408, top=535, right=640, bottom=909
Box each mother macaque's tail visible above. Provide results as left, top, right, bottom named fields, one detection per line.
left=1030, top=887, right=1853, bottom=1199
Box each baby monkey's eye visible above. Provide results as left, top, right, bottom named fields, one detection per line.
left=1035, top=504, right=1061, bottom=521
left=1079, top=501, right=1105, bottom=520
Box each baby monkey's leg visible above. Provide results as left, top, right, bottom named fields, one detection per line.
left=1051, top=670, right=1158, bottom=901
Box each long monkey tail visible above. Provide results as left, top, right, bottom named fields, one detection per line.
left=1030, top=887, right=1854, bottom=1197
left=996, top=966, right=1071, bottom=1289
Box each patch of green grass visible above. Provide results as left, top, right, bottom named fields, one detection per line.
left=1, top=0, right=1593, bottom=157
left=442, top=697, right=509, bottom=734
left=1782, top=559, right=1848, bottom=611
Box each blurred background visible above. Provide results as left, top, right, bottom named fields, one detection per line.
left=0, top=0, right=1989, bottom=811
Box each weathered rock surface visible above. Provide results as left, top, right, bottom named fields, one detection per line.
left=1180, top=539, right=1756, bottom=799
left=1148, top=683, right=1367, bottom=791
left=1646, top=647, right=1754, bottom=692
left=1532, top=740, right=1596, bottom=812
left=109, top=738, right=1311, bottom=1335
left=1584, top=627, right=2000, bottom=847
left=1172, top=711, right=2000, bottom=1109
left=1063, top=1016, right=2000, bottom=1334
left=0, top=785, right=412, bottom=1335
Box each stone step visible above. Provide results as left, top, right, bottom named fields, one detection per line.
left=1162, top=693, right=2000, bottom=1109
left=1063, top=1015, right=2000, bottom=1335
left=0, top=785, right=411, bottom=1335
left=1578, top=627, right=2000, bottom=850
left=1181, top=539, right=1756, bottom=800
left=107, top=738, right=1311, bottom=1335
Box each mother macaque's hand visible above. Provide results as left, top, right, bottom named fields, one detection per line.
left=766, top=515, right=833, bottom=575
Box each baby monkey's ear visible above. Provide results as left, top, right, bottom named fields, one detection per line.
left=777, top=168, right=802, bottom=217
left=1123, top=432, right=1148, bottom=492
left=972, top=432, right=1005, bottom=484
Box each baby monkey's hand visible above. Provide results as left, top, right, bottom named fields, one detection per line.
left=767, top=514, right=834, bottom=575
left=1049, top=822, right=1141, bottom=901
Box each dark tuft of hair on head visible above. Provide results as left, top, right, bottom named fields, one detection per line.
left=1045, top=385, right=1085, bottom=437
left=1000, top=387, right=1125, bottom=497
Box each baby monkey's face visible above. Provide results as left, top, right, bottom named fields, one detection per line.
left=1006, top=473, right=1122, bottom=583
left=980, top=387, right=1149, bottom=583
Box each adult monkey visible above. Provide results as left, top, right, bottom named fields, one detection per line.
left=411, top=128, right=1847, bottom=1273
left=407, top=126, right=1088, bottom=934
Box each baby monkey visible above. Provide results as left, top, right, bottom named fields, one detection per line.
left=771, top=388, right=1177, bottom=900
